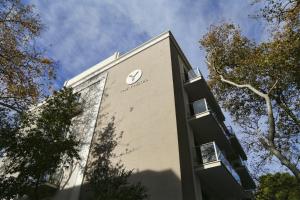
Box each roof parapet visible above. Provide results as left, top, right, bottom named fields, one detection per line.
left=64, top=31, right=171, bottom=88
left=64, top=52, right=120, bottom=87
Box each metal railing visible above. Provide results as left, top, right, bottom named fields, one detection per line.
left=200, top=142, right=241, bottom=185
left=235, top=156, right=252, bottom=176
left=187, top=68, right=202, bottom=81
left=190, top=98, right=218, bottom=121
left=232, top=155, right=247, bottom=168
left=190, top=99, right=233, bottom=142
left=225, top=125, right=247, bottom=157
left=191, top=98, right=209, bottom=116
left=42, top=168, right=64, bottom=187
left=226, top=125, right=236, bottom=137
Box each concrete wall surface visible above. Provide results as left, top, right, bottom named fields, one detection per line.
left=85, top=37, right=183, bottom=200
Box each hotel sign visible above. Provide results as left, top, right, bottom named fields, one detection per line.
left=126, top=69, right=143, bottom=85
left=121, top=69, right=148, bottom=93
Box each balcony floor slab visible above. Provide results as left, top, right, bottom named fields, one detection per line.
left=195, top=161, right=246, bottom=199
left=189, top=113, right=234, bottom=155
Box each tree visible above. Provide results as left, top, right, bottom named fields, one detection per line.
left=0, top=0, right=55, bottom=114
left=84, top=117, right=148, bottom=200
left=0, top=87, right=82, bottom=200
left=255, top=173, right=300, bottom=200
left=200, top=21, right=300, bottom=179
left=256, top=0, right=300, bottom=27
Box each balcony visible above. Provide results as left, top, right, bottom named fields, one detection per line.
left=188, top=99, right=233, bottom=154
left=200, top=142, right=241, bottom=184
left=186, top=68, right=203, bottom=82
left=184, top=69, right=206, bottom=102
left=227, top=126, right=247, bottom=160
left=27, top=169, right=63, bottom=198
left=184, top=68, right=224, bottom=121
left=196, top=142, right=246, bottom=199
left=42, top=169, right=63, bottom=188
left=232, top=157, right=256, bottom=190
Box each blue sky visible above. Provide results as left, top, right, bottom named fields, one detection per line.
left=28, top=0, right=267, bottom=88
left=26, top=0, right=286, bottom=175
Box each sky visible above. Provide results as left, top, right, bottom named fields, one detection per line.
left=26, top=0, right=287, bottom=175
left=28, top=0, right=267, bottom=88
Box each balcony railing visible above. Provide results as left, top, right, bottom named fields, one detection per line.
left=236, top=156, right=252, bottom=176
left=190, top=98, right=219, bottom=121
left=191, top=98, right=209, bottom=116
left=190, top=99, right=233, bottom=144
left=226, top=125, right=237, bottom=136
left=200, top=142, right=241, bottom=185
left=42, top=168, right=64, bottom=187
left=225, top=125, right=248, bottom=160
left=190, top=98, right=219, bottom=118
left=186, top=68, right=202, bottom=82
left=232, top=155, right=247, bottom=168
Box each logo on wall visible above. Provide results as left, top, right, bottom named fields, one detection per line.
left=126, top=69, right=142, bottom=85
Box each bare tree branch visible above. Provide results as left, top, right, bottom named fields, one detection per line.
left=206, top=60, right=300, bottom=181
left=206, top=61, right=276, bottom=142
left=268, top=79, right=278, bottom=94
left=0, top=101, right=22, bottom=113
left=273, top=94, right=300, bottom=128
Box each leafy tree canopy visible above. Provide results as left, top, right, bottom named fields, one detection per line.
left=200, top=0, right=300, bottom=181
left=0, top=87, right=82, bottom=200
left=0, top=0, right=55, bottom=114
left=256, top=0, right=300, bottom=28
left=255, top=173, right=300, bottom=200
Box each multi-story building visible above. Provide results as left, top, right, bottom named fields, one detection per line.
left=44, top=31, right=255, bottom=200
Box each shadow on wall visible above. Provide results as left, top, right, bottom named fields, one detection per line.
left=79, top=170, right=182, bottom=200
left=45, top=169, right=181, bottom=200
left=49, top=185, right=82, bottom=200
left=129, top=169, right=182, bottom=200
left=49, top=93, right=182, bottom=200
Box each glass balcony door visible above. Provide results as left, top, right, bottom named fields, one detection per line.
left=42, top=168, right=64, bottom=187
left=190, top=98, right=209, bottom=116
left=199, top=142, right=241, bottom=185
left=187, top=68, right=202, bottom=81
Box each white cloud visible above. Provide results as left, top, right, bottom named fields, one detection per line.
left=30, top=0, right=266, bottom=83
left=28, top=0, right=277, bottom=174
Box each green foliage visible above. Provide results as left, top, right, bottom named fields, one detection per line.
left=85, top=117, right=148, bottom=200
left=256, top=173, right=300, bottom=200
left=199, top=0, right=300, bottom=179
left=256, top=0, right=300, bottom=28
left=200, top=23, right=299, bottom=124
left=0, top=0, right=55, bottom=113
left=0, top=87, right=82, bottom=200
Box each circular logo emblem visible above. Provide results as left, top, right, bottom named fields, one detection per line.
left=126, top=69, right=142, bottom=85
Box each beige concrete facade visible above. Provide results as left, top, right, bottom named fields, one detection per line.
left=90, top=36, right=183, bottom=200
left=49, top=31, right=255, bottom=200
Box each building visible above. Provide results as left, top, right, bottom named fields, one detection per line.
left=46, top=31, right=255, bottom=200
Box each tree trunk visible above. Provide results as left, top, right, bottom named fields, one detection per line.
left=262, top=140, right=300, bottom=182
left=215, top=72, right=300, bottom=181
